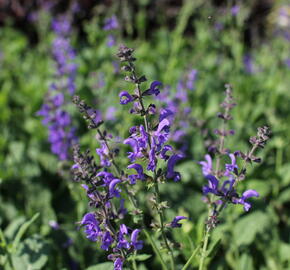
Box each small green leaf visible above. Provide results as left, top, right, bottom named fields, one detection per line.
left=233, top=211, right=271, bottom=246
left=12, top=213, right=39, bottom=252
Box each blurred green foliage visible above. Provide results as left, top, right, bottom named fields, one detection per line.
left=1, top=1, right=290, bottom=269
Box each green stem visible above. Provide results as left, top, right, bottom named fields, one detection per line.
left=144, top=229, right=168, bottom=270
left=198, top=227, right=210, bottom=270
left=181, top=245, right=200, bottom=270
left=132, top=251, right=138, bottom=270
left=154, top=182, right=175, bottom=270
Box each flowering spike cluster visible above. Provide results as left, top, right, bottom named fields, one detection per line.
left=117, top=45, right=183, bottom=184
left=37, top=16, right=78, bottom=160
left=199, top=85, right=270, bottom=228
left=72, top=142, right=142, bottom=269
left=72, top=96, right=143, bottom=269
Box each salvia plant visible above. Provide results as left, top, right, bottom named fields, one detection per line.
left=37, top=15, right=78, bottom=161
left=67, top=45, right=270, bottom=270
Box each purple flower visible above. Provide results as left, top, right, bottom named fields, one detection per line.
left=127, top=163, right=145, bottom=184
left=107, top=34, right=116, bottom=47
left=233, top=190, right=259, bottom=211
left=101, top=231, right=114, bottom=250
left=159, top=108, right=174, bottom=122
left=166, top=154, right=182, bottom=181
left=202, top=175, right=259, bottom=212
left=137, top=125, right=148, bottom=148
left=109, top=179, right=121, bottom=197
left=52, top=16, right=71, bottom=35
left=96, top=142, right=111, bottom=167
left=103, top=15, right=119, bottom=31
left=160, top=145, right=173, bottom=160
left=224, top=153, right=238, bottom=176
left=130, top=229, right=143, bottom=250
left=203, top=175, right=220, bottom=195
left=118, top=199, right=127, bottom=218
left=52, top=93, right=64, bottom=106
left=243, top=54, right=255, bottom=74
left=37, top=16, right=78, bottom=161
left=117, top=224, right=130, bottom=249
left=124, top=138, right=141, bottom=162
left=97, top=171, right=115, bottom=185
left=199, top=154, right=213, bottom=176
left=153, top=118, right=170, bottom=149
left=114, top=258, right=124, bottom=270
left=186, top=69, right=198, bottom=90
left=119, top=91, right=134, bottom=105
left=170, top=216, right=187, bottom=228
left=81, top=213, right=101, bottom=241
left=48, top=220, right=60, bottom=230
left=147, top=148, right=157, bottom=172
left=105, top=106, right=117, bottom=121
left=231, top=5, right=240, bottom=16
left=143, top=81, right=162, bottom=96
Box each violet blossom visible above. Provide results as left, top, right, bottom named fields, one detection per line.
left=37, top=16, right=78, bottom=161
left=199, top=154, right=213, bottom=176
left=170, top=216, right=187, bottom=228
left=203, top=175, right=259, bottom=212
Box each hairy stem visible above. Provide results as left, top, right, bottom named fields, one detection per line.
left=198, top=226, right=210, bottom=270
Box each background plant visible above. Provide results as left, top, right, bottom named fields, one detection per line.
left=1, top=0, right=290, bottom=269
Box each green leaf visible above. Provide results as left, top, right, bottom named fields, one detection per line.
left=127, top=254, right=152, bottom=262
left=238, top=253, right=254, bottom=270
left=233, top=211, right=271, bottom=246
left=12, top=213, right=39, bottom=252
left=279, top=242, right=290, bottom=262
left=12, top=234, right=49, bottom=270
left=4, top=216, right=26, bottom=240
left=277, top=188, right=290, bottom=204
left=86, top=262, right=113, bottom=270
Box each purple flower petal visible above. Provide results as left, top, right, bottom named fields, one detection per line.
left=170, top=216, right=187, bottom=228
left=166, top=154, right=183, bottom=181
left=119, top=91, right=134, bottom=105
